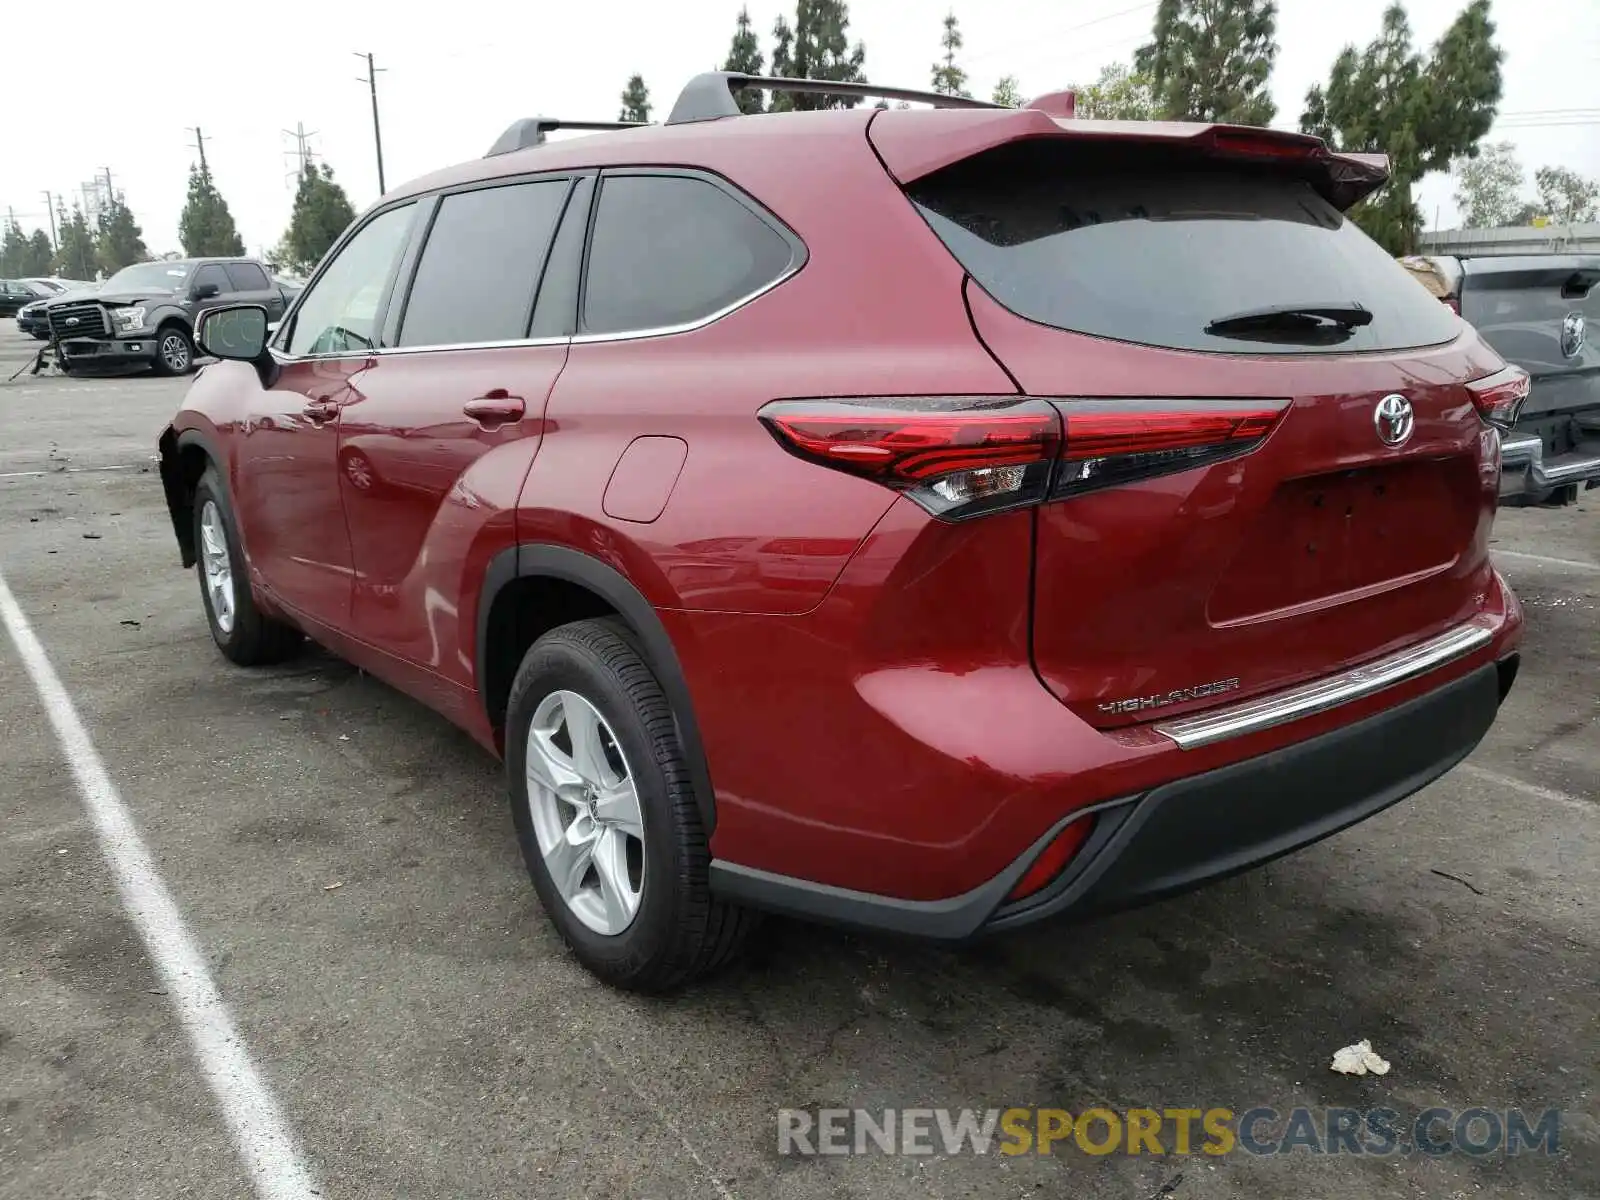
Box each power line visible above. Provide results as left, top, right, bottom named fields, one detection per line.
left=966, top=0, right=1157, bottom=65
left=355, top=52, right=387, bottom=195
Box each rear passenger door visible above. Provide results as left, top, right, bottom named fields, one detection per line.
left=223, top=260, right=287, bottom=321
left=337, top=172, right=588, bottom=690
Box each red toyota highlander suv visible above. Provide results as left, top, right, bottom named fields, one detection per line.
left=158, top=73, right=1527, bottom=991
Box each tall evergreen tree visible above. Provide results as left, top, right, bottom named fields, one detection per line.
left=619, top=74, right=652, bottom=124
left=931, top=12, right=970, bottom=98
left=991, top=75, right=1023, bottom=108
left=0, top=220, right=26, bottom=277
left=1136, top=0, right=1277, bottom=124
left=53, top=206, right=97, bottom=280
left=768, top=0, right=866, bottom=112
left=1300, top=0, right=1503, bottom=254
left=95, top=198, right=148, bottom=273
left=724, top=7, right=766, bottom=113
left=23, top=229, right=54, bottom=276
left=178, top=163, right=246, bottom=257
left=284, top=163, right=358, bottom=275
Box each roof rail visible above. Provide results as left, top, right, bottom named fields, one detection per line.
left=485, top=118, right=648, bottom=157
left=666, top=72, right=1001, bottom=125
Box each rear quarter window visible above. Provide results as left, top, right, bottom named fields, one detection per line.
left=581, top=173, right=797, bottom=335
left=907, top=141, right=1462, bottom=355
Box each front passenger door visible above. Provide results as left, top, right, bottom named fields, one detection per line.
left=233, top=203, right=418, bottom=630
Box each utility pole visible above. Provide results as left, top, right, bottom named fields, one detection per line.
left=355, top=52, right=387, bottom=195
left=187, top=126, right=209, bottom=174
left=41, top=191, right=58, bottom=249
left=283, top=122, right=319, bottom=174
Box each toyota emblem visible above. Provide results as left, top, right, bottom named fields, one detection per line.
left=1561, top=311, right=1585, bottom=360
left=1374, top=394, right=1414, bottom=448
left=65, top=316, right=79, bottom=326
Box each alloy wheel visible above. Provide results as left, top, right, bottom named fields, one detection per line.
left=525, top=689, right=646, bottom=935
left=161, top=332, right=190, bottom=373
left=198, top=500, right=235, bottom=634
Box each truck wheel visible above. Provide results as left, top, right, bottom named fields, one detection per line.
left=154, top=325, right=195, bottom=376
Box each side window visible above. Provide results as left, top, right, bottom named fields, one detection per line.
left=397, top=179, right=570, bottom=347
left=581, top=174, right=796, bottom=335
left=223, top=261, right=270, bottom=292
left=282, top=204, right=414, bottom=357
left=191, top=264, right=230, bottom=296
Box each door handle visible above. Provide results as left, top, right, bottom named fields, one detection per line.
left=462, top=393, right=525, bottom=424
left=303, top=400, right=339, bottom=422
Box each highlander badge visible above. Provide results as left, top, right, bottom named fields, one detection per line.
left=1098, top=677, right=1241, bottom=715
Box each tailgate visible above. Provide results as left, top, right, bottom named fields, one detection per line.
left=1459, top=255, right=1600, bottom=419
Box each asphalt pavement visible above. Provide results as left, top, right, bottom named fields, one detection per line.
left=0, top=324, right=1595, bottom=1199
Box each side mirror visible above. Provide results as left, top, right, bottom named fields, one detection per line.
left=197, top=304, right=269, bottom=362
left=194, top=281, right=221, bottom=300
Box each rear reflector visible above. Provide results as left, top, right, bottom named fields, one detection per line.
left=1007, top=817, right=1094, bottom=902
left=1466, top=365, right=1531, bottom=429
left=760, top=396, right=1287, bottom=518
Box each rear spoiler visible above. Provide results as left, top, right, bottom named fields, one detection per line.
left=868, top=108, right=1391, bottom=211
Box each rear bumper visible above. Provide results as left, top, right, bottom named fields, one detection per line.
left=1499, top=416, right=1600, bottom=499
left=711, top=656, right=1514, bottom=938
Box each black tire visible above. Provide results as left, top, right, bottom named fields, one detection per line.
left=192, top=466, right=302, bottom=665
left=506, top=618, right=757, bottom=992
left=153, top=323, right=195, bottom=376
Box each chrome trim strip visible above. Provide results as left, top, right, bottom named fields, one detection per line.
left=267, top=259, right=802, bottom=364
left=1153, top=620, right=1494, bottom=750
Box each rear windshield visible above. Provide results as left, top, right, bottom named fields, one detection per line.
left=907, top=141, right=1461, bottom=355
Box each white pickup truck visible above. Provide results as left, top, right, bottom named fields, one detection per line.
left=1402, top=253, right=1600, bottom=506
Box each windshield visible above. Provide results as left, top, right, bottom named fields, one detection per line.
left=104, top=262, right=192, bottom=293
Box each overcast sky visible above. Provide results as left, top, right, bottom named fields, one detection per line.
left=3, top=0, right=1596, bottom=264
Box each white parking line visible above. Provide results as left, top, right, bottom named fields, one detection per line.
left=1492, top=548, right=1600, bottom=573
left=0, top=464, right=146, bottom=480
left=0, top=568, right=321, bottom=1200
left=1459, top=763, right=1590, bottom=811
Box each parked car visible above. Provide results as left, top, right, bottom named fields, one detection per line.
left=16, top=279, right=96, bottom=338
left=44, top=257, right=286, bottom=375
left=0, top=278, right=57, bottom=317
left=159, top=75, right=1525, bottom=991
left=1399, top=252, right=1599, bottom=505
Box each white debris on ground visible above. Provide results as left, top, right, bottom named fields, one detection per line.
left=1331, top=1039, right=1391, bottom=1076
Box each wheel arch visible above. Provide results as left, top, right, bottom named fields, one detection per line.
left=480, top=543, right=717, bottom=833
left=158, top=425, right=227, bottom=568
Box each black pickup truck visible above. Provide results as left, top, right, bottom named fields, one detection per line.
left=1402, top=252, right=1600, bottom=505
left=42, top=257, right=287, bottom=376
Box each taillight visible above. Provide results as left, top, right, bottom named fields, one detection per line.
left=760, top=396, right=1287, bottom=518
left=759, top=397, right=1061, bottom=519
left=1466, top=365, right=1530, bottom=430
left=1052, top=399, right=1287, bottom=498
